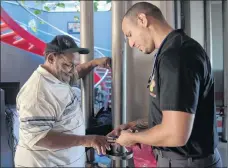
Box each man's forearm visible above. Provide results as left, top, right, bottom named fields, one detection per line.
left=132, top=124, right=184, bottom=147
left=36, top=131, right=87, bottom=150
left=76, top=60, right=97, bottom=79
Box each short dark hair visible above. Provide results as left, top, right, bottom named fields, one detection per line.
left=124, top=2, right=165, bottom=21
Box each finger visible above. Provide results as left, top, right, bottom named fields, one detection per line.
left=96, top=146, right=102, bottom=155
left=105, top=144, right=111, bottom=151
left=107, top=62, right=111, bottom=68
left=107, top=139, right=116, bottom=143
left=107, top=136, right=117, bottom=140
left=129, top=129, right=134, bottom=133
left=127, top=129, right=133, bottom=133
left=107, top=136, right=117, bottom=142
left=101, top=146, right=106, bottom=155
left=129, top=127, right=137, bottom=132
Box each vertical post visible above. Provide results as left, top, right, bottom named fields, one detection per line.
left=123, top=1, right=133, bottom=125
left=204, top=0, right=212, bottom=58
left=174, top=0, right=180, bottom=29
left=80, top=1, right=94, bottom=163
left=0, top=39, right=1, bottom=81
left=111, top=1, right=125, bottom=167
left=222, top=0, right=227, bottom=142
left=123, top=2, right=134, bottom=167
left=182, top=1, right=189, bottom=33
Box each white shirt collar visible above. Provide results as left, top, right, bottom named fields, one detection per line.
left=36, top=65, right=63, bottom=84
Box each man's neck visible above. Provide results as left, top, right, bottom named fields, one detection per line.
left=41, top=63, right=59, bottom=81
left=151, top=23, right=174, bottom=49
left=41, top=64, right=53, bottom=75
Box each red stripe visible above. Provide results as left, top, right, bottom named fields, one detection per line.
left=217, top=120, right=222, bottom=127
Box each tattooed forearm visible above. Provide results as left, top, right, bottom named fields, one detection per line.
left=135, top=118, right=148, bottom=129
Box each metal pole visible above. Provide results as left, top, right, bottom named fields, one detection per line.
left=0, top=43, right=1, bottom=81
left=204, top=0, right=212, bottom=59
left=111, top=1, right=125, bottom=167
left=123, top=1, right=133, bottom=129
left=174, top=0, right=181, bottom=29
left=222, top=0, right=227, bottom=142
left=123, top=3, right=134, bottom=167
left=80, top=1, right=95, bottom=163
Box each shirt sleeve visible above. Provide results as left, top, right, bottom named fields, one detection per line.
left=158, top=49, right=202, bottom=114
left=18, top=95, right=57, bottom=148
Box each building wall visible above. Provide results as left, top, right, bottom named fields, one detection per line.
left=1, top=2, right=112, bottom=56
left=0, top=43, right=44, bottom=87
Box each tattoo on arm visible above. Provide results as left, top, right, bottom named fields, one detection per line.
left=135, top=118, right=148, bottom=129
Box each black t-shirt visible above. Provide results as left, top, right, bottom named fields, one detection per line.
left=148, top=29, right=219, bottom=157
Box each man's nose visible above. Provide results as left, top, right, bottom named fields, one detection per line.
left=129, top=40, right=135, bottom=48
left=68, top=66, right=75, bottom=74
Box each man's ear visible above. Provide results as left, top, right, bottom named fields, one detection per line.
left=46, top=53, right=55, bottom=64
left=137, top=13, right=148, bottom=28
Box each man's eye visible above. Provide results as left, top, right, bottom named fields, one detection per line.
left=64, top=63, right=72, bottom=68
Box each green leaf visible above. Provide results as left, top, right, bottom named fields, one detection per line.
left=94, top=1, right=98, bottom=11
left=34, top=9, right=41, bottom=15
left=40, top=20, right=45, bottom=24
left=44, top=6, right=50, bottom=12
left=19, top=0, right=25, bottom=5
left=31, top=26, right=37, bottom=33
left=74, top=16, right=79, bottom=21
left=56, top=2, right=65, bottom=8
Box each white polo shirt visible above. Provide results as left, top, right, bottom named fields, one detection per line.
left=14, top=65, right=86, bottom=167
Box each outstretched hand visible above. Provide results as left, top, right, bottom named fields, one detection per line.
left=106, top=121, right=137, bottom=138
left=94, top=57, right=111, bottom=69
left=115, top=130, right=137, bottom=147
left=84, top=135, right=111, bottom=155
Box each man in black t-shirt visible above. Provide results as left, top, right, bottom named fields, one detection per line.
left=107, top=2, right=222, bottom=167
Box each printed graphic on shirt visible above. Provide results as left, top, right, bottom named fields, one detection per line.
left=149, top=76, right=156, bottom=98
